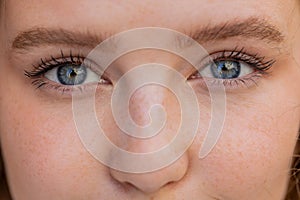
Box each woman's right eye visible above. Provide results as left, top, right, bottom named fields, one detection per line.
left=25, top=52, right=113, bottom=94
left=45, top=63, right=100, bottom=86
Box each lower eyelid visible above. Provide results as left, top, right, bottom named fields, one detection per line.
left=31, top=78, right=111, bottom=97
left=188, top=70, right=265, bottom=90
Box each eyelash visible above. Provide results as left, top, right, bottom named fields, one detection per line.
left=25, top=51, right=84, bottom=77
left=25, top=48, right=275, bottom=94
left=24, top=51, right=98, bottom=94
left=188, top=48, right=275, bottom=89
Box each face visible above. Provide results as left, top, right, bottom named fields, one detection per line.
left=1, top=0, right=300, bottom=199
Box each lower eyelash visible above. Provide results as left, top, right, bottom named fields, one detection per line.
left=31, top=79, right=72, bottom=93
left=202, top=72, right=265, bottom=90
left=31, top=79, right=47, bottom=89
left=31, top=78, right=97, bottom=96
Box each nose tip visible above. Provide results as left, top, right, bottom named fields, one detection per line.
left=110, top=154, right=188, bottom=194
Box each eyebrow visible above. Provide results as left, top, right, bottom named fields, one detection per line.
left=188, top=17, right=284, bottom=43
left=12, top=28, right=105, bottom=50
left=11, top=17, right=284, bottom=50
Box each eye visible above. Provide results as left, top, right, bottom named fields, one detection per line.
left=44, top=63, right=99, bottom=85
left=200, top=60, right=254, bottom=79
left=187, top=49, right=275, bottom=89
left=25, top=52, right=113, bottom=95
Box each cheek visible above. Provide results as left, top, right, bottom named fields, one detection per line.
left=0, top=64, right=116, bottom=198
left=200, top=110, right=297, bottom=199
left=204, top=58, right=300, bottom=199
left=190, top=82, right=300, bottom=199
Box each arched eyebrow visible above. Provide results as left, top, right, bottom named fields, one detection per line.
left=187, top=17, right=284, bottom=44
left=11, top=17, right=284, bottom=51
left=11, top=28, right=107, bottom=50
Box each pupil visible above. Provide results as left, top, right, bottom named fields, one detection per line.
left=68, top=69, right=77, bottom=78
left=221, top=65, right=227, bottom=71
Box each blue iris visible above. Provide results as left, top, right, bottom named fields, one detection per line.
left=211, top=60, right=241, bottom=79
left=57, top=64, right=87, bottom=85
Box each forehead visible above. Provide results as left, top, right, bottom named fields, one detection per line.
left=4, top=0, right=294, bottom=34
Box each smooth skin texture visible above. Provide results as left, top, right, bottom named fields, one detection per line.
left=0, top=0, right=300, bottom=199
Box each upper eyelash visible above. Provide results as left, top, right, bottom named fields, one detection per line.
left=187, top=47, right=275, bottom=89
left=207, top=47, right=275, bottom=72
left=25, top=48, right=275, bottom=92
left=25, top=48, right=274, bottom=79
left=24, top=50, right=85, bottom=78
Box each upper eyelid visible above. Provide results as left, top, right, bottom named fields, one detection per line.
left=26, top=53, right=87, bottom=76
left=24, top=56, right=84, bottom=78
left=196, top=49, right=273, bottom=71
left=25, top=48, right=273, bottom=77
left=50, top=52, right=106, bottom=75
left=24, top=53, right=113, bottom=84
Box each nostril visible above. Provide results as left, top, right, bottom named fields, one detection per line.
left=127, top=181, right=159, bottom=194
left=111, top=177, right=140, bottom=194
left=121, top=179, right=176, bottom=194
left=123, top=181, right=140, bottom=191
left=166, top=181, right=175, bottom=186
left=163, top=180, right=177, bottom=190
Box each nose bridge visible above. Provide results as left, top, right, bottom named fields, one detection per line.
left=129, top=83, right=166, bottom=127
left=124, top=77, right=182, bottom=153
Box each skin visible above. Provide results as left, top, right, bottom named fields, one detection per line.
left=1, top=0, right=300, bottom=199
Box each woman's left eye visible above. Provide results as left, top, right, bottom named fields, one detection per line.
left=199, top=60, right=253, bottom=79
left=44, top=63, right=99, bottom=85
left=188, top=49, right=275, bottom=87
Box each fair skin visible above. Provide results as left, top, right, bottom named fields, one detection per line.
left=0, top=0, right=300, bottom=199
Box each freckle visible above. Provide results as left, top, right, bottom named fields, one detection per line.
left=238, top=151, right=243, bottom=158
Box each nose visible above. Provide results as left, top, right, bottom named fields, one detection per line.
left=109, top=84, right=189, bottom=194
